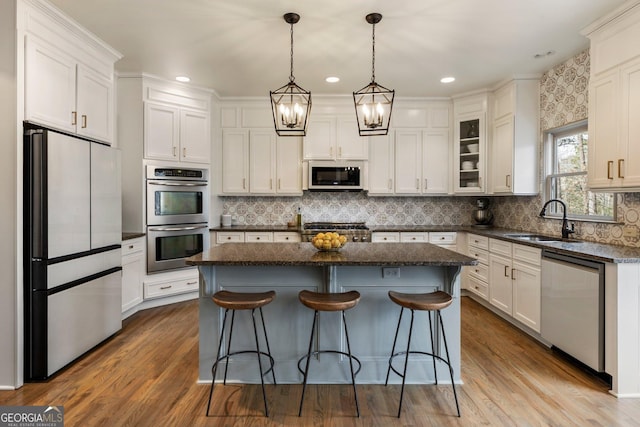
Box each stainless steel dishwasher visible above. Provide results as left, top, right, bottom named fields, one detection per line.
left=541, top=250, right=605, bottom=372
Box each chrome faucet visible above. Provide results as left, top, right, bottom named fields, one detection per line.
left=539, top=199, right=575, bottom=239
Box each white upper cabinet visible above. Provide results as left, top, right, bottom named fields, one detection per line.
left=368, top=102, right=452, bottom=196
left=24, top=35, right=116, bottom=144
left=303, top=115, right=368, bottom=160
left=583, top=2, right=640, bottom=191
left=142, top=79, right=211, bottom=164
left=453, top=94, right=487, bottom=194
left=221, top=127, right=302, bottom=196
left=489, top=79, right=539, bottom=195
left=368, top=134, right=394, bottom=194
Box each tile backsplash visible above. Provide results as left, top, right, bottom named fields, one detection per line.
left=218, top=49, right=640, bottom=248
left=221, top=193, right=479, bottom=227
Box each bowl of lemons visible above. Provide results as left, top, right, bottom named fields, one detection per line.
left=311, top=232, right=348, bottom=251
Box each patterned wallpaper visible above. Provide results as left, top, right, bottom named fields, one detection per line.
left=219, top=50, right=640, bottom=247
left=492, top=50, right=640, bottom=247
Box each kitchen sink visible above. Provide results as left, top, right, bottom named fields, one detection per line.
left=505, top=234, right=585, bottom=243
left=505, top=233, right=564, bottom=242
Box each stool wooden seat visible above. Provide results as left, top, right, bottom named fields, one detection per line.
left=206, top=290, right=277, bottom=417
left=298, top=290, right=360, bottom=311
left=213, top=290, right=276, bottom=310
left=386, top=290, right=460, bottom=418
left=388, top=290, right=452, bottom=311
left=297, top=290, right=361, bottom=417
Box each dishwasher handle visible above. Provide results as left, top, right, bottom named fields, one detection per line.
left=541, top=250, right=604, bottom=271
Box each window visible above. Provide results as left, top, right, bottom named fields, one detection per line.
left=545, top=121, right=615, bottom=221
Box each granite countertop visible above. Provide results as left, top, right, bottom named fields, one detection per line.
left=210, top=225, right=300, bottom=232
left=464, top=227, right=640, bottom=263
left=122, top=232, right=145, bottom=241
left=208, top=224, right=640, bottom=263
left=186, top=242, right=478, bottom=267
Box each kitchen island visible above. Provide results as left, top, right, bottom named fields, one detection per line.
left=187, top=242, right=477, bottom=385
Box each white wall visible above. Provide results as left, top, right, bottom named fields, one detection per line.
left=0, top=0, right=18, bottom=388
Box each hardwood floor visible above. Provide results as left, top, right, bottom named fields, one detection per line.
left=2, top=296, right=639, bottom=426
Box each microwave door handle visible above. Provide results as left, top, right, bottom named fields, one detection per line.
left=147, top=181, right=206, bottom=187
left=148, top=225, right=208, bottom=232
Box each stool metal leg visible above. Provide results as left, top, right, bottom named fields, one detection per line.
left=259, top=307, right=277, bottom=384
left=222, top=309, right=237, bottom=385
left=207, top=308, right=230, bottom=416
left=385, top=307, right=405, bottom=386
left=428, top=310, right=438, bottom=385
left=398, top=309, right=415, bottom=418
left=342, top=310, right=360, bottom=417
left=298, top=310, right=318, bottom=416
left=251, top=308, right=269, bottom=417
left=438, top=310, right=461, bottom=417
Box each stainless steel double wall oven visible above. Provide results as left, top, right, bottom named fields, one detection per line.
left=146, top=166, right=209, bottom=273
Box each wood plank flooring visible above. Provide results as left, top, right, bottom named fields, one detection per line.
left=2, top=296, right=640, bottom=426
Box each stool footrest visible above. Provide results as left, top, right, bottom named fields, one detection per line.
left=297, top=350, right=362, bottom=377
left=213, top=350, right=276, bottom=380
left=387, top=350, right=453, bottom=380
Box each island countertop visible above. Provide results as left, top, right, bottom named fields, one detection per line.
left=186, top=242, right=478, bottom=267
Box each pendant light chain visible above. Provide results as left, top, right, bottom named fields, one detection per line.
left=371, top=21, right=376, bottom=83
left=289, top=21, right=295, bottom=83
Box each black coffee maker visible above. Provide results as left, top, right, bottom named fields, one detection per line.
left=472, top=198, right=494, bottom=227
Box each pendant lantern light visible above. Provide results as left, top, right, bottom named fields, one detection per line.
left=353, top=13, right=394, bottom=136
left=270, top=12, right=312, bottom=137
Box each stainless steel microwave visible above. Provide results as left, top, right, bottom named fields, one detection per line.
left=308, top=161, right=364, bottom=191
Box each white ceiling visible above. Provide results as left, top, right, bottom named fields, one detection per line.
left=49, top=0, right=625, bottom=98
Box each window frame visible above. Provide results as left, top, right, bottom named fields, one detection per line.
left=544, top=120, right=616, bottom=223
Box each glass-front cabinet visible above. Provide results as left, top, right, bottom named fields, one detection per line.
left=454, top=115, right=485, bottom=193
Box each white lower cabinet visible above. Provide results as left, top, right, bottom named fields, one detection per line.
left=215, top=231, right=301, bottom=245
left=487, top=238, right=541, bottom=332
left=144, top=273, right=199, bottom=300
left=121, top=237, right=144, bottom=314
left=466, top=234, right=489, bottom=300
left=372, top=232, right=457, bottom=251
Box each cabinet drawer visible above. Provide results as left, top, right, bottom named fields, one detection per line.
left=468, top=247, right=489, bottom=264
left=245, top=232, right=273, bottom=242
left=122, top=238, right=144, bottom=256
left=372, top=232, right=400, bottom=242
left=468, top=262, right=489, bottom=282
left=489, top=238, right=512, bottom=257
left=512, top=243, right=541, bottom=266
left=216, top=232, right=245, bottom=243
left=429, top=232, right=457, bottom=245
left=144, top=276, right=199, bottom=299
left=467, top=275, right=489, bottom=300
left=468, top=234, right=489, bottom=250
left=400, top=232, right=428, bottom=242
left=273, top=232, right=301, bottom=242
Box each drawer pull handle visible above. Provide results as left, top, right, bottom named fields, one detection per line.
left=618, top=159, right=625, bottom=179
left=128, top=245, right=134, bottom=249
left=187, top=281, right=197, bottom=285
left=160, top=285, right=172, bottom=290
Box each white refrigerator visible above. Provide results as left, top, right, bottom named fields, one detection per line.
left=24, top=125, right=122, bottom=380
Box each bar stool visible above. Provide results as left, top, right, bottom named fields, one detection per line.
left=297, top=290, right=361, bottom=417
left=385, top=290, right=460, bottom=418
left=206, top=290, right=277, bottom=417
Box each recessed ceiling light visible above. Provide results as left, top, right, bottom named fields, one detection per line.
left=176, top=76, right=191, bottom=82
left=440, top=77, right=455, bottom=83
left=325, top=76, right=340, bottom=83
left=534, top=50, right=556, bottom=59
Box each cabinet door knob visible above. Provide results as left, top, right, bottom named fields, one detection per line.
left=128, top=245, right=134, bottom=249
